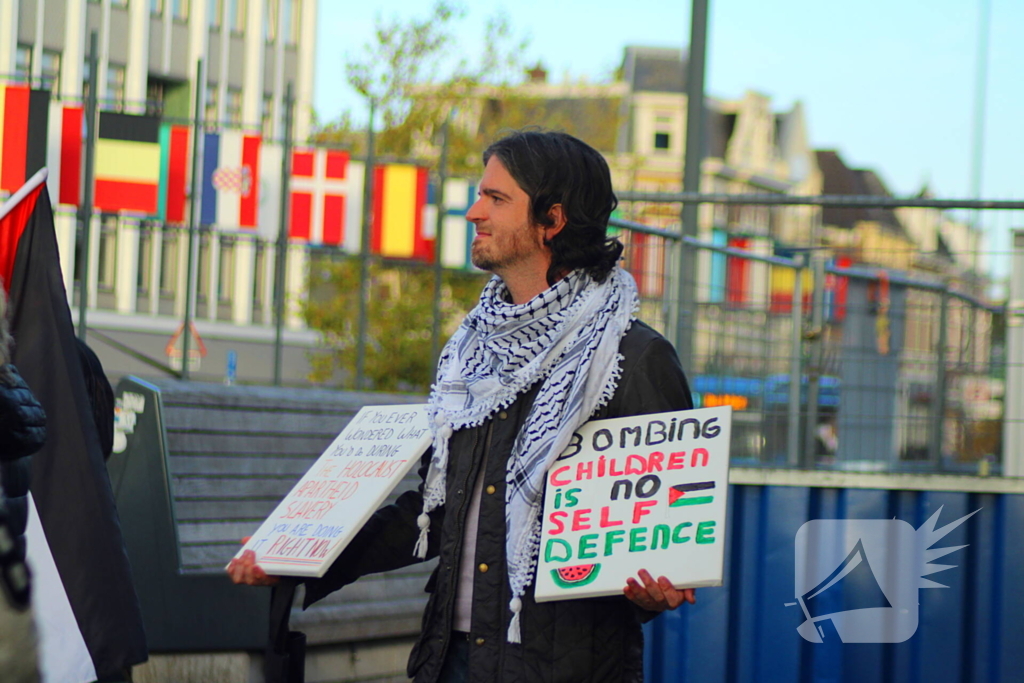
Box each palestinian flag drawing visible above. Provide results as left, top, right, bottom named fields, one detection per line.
left=668, top=481, right=716, bottom=507
left=0, top=170, right=148, bottom=682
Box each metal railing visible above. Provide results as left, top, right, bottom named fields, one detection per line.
left=610, top=194, right=1019, bottom=475
left=55, top=193, right=1021, bottom=475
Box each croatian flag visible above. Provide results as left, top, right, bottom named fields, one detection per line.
left=201, top=131, right=261, bottom=229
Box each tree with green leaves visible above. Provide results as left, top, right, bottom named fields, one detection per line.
left=303, top=2, right=526, bottom=392
left=311, top=1, right=527, bottom=172
left=304, top=257, right=487, bottom=392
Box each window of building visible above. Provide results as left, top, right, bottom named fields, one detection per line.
left=106, top=63, right=126, bottom=110
left=218, top=238, right=235, bottom=301
left=41, top=50, right=61, bottom=94
left=111, top=0, right=129, bottom=7
left=15, top=45, right=32, bottom=84
left=97, top=216, right=118, bottom=291
left=261, top=94, right=274, bottom=139
left=196, top=233, right=211, bottom=302
left=282, top=0, right=300, bottom=44
left=82, top=60, right=91, bottom=102
left=137, top=225, right=153, bottom=294
left=160, top=229, right=179, bottom=293
left=150, top=0, right=164, bottom=15
left=208, top=0, right=222, bottom=28
left=264, top=0, right=279, bottom=42
left=226, top=87, right=243, bottom=126
left=228, top=0, right=246, bottom=33
left=252, top=242, right=266, bottom=311
left=205, top=83, right=219, bottom=123
left=146, top=78, right=165, bottom=116
left=654, top=132, right=671, bottom=150
left=171, top=0, right=188, bottom=21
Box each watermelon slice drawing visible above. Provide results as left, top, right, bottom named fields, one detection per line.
left=551, top=563, right=601, bottom=589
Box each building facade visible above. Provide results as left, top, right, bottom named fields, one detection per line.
left=0, top=0, right=324, bottom=386
left=1, top=0, right=315, bottom=139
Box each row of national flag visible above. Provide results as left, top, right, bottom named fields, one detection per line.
left=0, top=84, right=454, bottom=262
left=698, top=230, right=850, bottom=321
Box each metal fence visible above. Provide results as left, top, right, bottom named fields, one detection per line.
left=610, top=196, right=1015, bottom=475
left=61, top=192, right=1020, bottom=475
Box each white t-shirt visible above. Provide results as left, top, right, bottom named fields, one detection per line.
left=453, top=461, right=487, bottom=632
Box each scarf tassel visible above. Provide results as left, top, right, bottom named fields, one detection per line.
left=413, top=513, right=431, bottom=559
left=507, top=596, right=523, bottom=644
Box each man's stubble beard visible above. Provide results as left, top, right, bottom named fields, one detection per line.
left=469, top=242, right=498, bottom=272
left=470, top=221, right=544, bottom=274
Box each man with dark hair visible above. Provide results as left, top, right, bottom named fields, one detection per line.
left=478, top=130, right=624, bottom=286
left=230, top=130, right=695, bottom=682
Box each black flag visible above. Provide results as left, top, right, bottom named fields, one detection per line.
left=0, top=171, right=148, bottom=681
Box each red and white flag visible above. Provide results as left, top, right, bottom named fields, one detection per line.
left=43, top=102, right=84, bottom=207
left=288, top=148, right=352, bottom=245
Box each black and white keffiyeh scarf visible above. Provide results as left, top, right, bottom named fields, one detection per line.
left=415, top=267, right=639, bottom=643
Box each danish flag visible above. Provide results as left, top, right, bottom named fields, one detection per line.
left=289, top=148, right=350, bottom=245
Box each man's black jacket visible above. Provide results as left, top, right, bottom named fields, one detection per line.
left=304, top=320, right=693, bottom=682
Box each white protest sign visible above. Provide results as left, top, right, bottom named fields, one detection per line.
left=230, top=403, right=431, bottom=577
left=535, top=405, right=732, bottom=602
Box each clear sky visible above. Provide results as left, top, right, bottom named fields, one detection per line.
left=314, top=0, right=1023, bottom=272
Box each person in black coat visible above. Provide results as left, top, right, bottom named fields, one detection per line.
left=0, top=363, right=45, bottom=607
left=0, top=284, right=46, bottom=682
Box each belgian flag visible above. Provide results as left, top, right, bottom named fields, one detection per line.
left=95, top=112, right=161, bottom=214
left=0, top=85, right=50, bottom=193
left=0, top=171, right=148, bottom=682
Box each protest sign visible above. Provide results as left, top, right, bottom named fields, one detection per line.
left=535, top=406, right=732, bottom=602
left=230, top=404, right=431, bottom=577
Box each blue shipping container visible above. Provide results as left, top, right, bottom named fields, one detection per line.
left=643, top=469, right=1024, bottom=683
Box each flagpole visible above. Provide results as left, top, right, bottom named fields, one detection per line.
left=676, top=0, right=709, bottom=370
left=77, top=30, right=98, bottom=341
left=272, top=82, right=294, bottom=386
left=182, top=58, right=207, bottom=380
left=355, top=97, right=376, bottom=391
left=430, top=112, right=450, bottom=370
